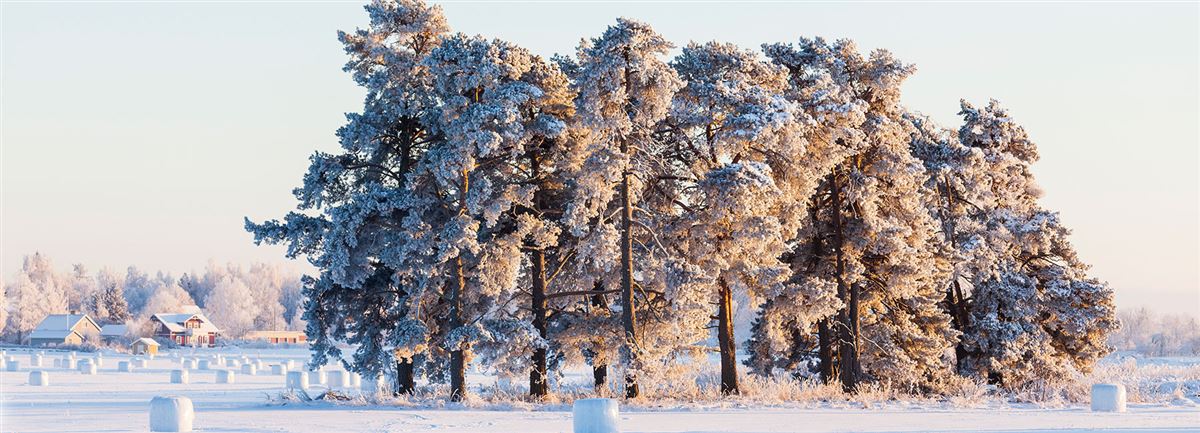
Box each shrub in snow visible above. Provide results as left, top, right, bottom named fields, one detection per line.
left=119, top=361, right=134, bottom=372
left=286, top=371, right=309, bottom=390
left=241, top=364, right=257, bottom=375
left=29, top=370, right=49, bottom=386
left=6, top=359, right=19, bottom=372
left=216, top=369, right=235, bottom=384
left=79, top=360, right=97, bottom=375
left=198, top=359, right=210, bottom=370
left=573, top=398, right=619, bottom=433
left=271, top=364, right=287, bottom=375
left=149, top=395, right=194, bottom=432
left=133, top=358, right=149, bottom=368
left=326, top=371, right=349, bottom=389
left=308, top=370, right=325, bottom=385
left=170, top=369, right=189, bottom=384
left=1091, top=383, right=1127, bottom=412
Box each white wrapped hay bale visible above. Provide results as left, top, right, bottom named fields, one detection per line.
left=119, top=361, right=134, bottom=372
left=285, top=360, right=296, bottom=370
left=241, top=363, right=257, bottom=375
left=29, top=370, right=49, bottom=386
left=197, top=359, right=210, bottom=370
left=78, top=360, right=97, bottom=375
left=1091, top=383, right=1127, bottom=412
left=6, top=359, right=19, bottom=372
left=573, top=398, right=619, bottom=433
left=308, top=370, right=326, bottom=385
left=133, top=358, right=149, bottom=368
left=360, top=375, right=385, bottom=395
left=30, top=354, right=43, bottom=368
left=286, top=371, right=309, bottom=390
left=149, top=395, right=194, bottom=432
left=216, top=369, right=235, bottom=384
left=271, top=364, right=288, bottom=376
left=225, top=359, right=240, bottom=368
left=182, top=359, right=197, bottom=370
left=93, top=357, right=104, bottom=367
left=326, top=370, right=349, bottom=389
left=349, top=372, right=361, bottom=388
left=170, top=369, right=189, bottom=384
left=61, top=357, right=76, bottom=370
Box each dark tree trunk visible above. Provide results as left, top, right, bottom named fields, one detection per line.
left=449, top=171, right=469, bottom=402
left=830, top=167, right=859, bottom=392
left=717, top=278, right=739, bottom=395
left=817, top=318, right=835, bottom=384
left=528, top=149, right=550, bottom=398
left=395, top=357, right=415, bottom=395
left=590, top=281, right=609, bottom=393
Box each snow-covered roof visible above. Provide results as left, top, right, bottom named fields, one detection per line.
left=33, top=314, right=99, bottom=333
left=152, top=312, right=221, bottom=333
left=131, top=337, right=159, bottom=347
left=101, top=324, right=128, bottom=337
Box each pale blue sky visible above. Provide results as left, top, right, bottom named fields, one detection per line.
left=2, top=2, right=1197, bottom=314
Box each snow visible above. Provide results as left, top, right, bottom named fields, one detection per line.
left=573, top=398, right=619, bottom=433
left=1092, top=383, right=1128, bottom=412
left=149, top=395, right=194, bottom=432
left=0, top=346, right=1196, bottom=433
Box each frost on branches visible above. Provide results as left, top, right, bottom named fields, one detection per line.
left=244, top=0, right=1119, bottom=401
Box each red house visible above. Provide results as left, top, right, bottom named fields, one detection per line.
left=150, top=312, right=221, bottom=347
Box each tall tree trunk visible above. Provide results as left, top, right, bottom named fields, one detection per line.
left=527, top=148, right=550, bottom=398
left=590, top=281, right=609, bottom=393
left=619, top=48, right=640, bottom=400
left=395, top=357, right=415, bottom=395
left=717, top=278, right=739, bottom=395
left=449, top=170, right=469, bottom=402
left=830, top=167, right=858, bottom=392
left=817, top=318, right=835, bottom=384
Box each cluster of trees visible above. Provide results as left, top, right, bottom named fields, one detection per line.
left=247, top=0, right=1118, bottom=400
left=0, top=253, right=304, bottom=343
left=1111, top=308, right=1200, bottom=357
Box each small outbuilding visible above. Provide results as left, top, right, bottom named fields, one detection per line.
left=131, top=338, right=160, bottom=356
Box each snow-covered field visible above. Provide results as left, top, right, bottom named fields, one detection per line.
left=1, top=346, right=1197, bottom=433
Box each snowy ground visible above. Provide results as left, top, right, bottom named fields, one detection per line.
left=1, top=346, right=1197, bottom=433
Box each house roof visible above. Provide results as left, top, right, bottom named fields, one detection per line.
left=132, top=337, right=159, bottom=347
left=101, top=324, right=128, bottom=337
left=151, top=312, right=221, bottom=333
left=34, top=314, right=98, bottom=331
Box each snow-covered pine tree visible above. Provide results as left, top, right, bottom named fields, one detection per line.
left=754, top=38, right=956, bottom=392
left=247, top=0, right=449, bottom=396
left=914, top=100, right=1118, bottom=387
left=564, top=18, right=685, bottom=399
left=660, top=41, right=830, bottom=394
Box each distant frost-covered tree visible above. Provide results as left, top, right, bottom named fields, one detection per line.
left=3, top=253, right=69, bottom=343
left=205, top=274, right=259, bottom=338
